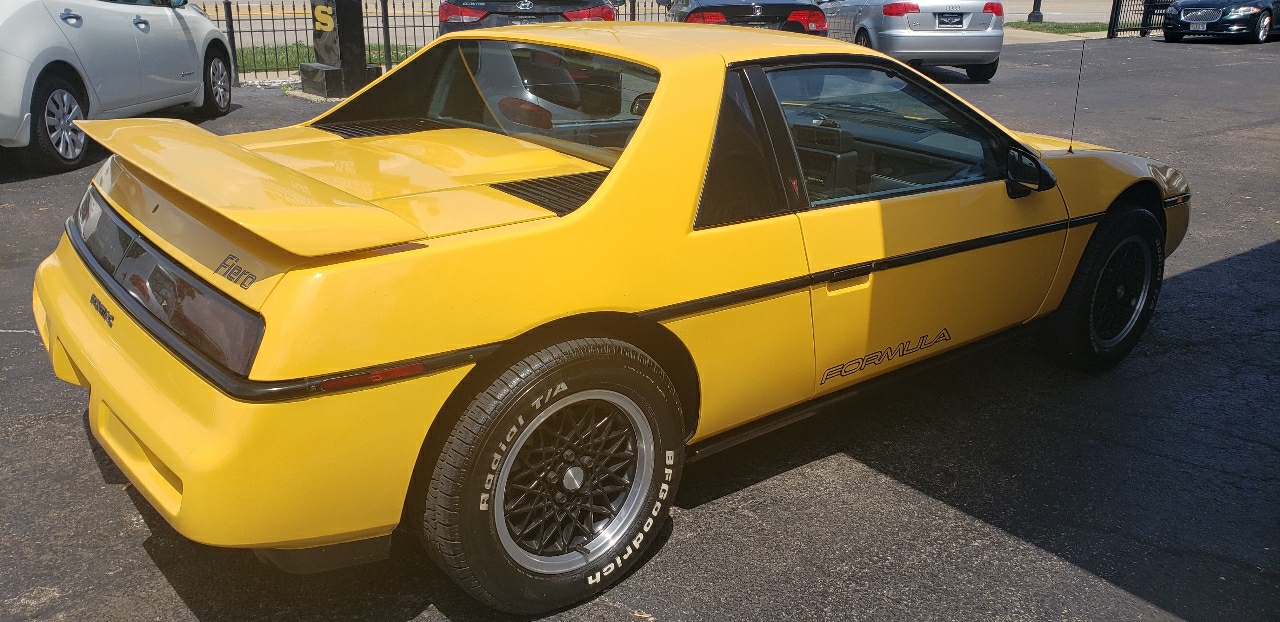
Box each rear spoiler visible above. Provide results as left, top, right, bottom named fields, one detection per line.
left=76, top=119, right=425, bottom=257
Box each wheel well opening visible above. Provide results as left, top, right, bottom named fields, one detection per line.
left=1110, top=180, right=1165, bottom=233
left=36, top=62, right=89, bottom=110
left=401, top=313, right=702, bottom=526
left=206, top=39, right=229, bottom=62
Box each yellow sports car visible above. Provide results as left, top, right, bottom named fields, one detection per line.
left=32, top=23, right=1189, bottom=613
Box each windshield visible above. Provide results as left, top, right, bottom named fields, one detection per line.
left=315, top=40, right=661, bottom=167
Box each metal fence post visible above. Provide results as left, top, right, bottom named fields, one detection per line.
left=222, top=0, right=240, bottom=85
left=380, top=0, right=393, bottom=70
left=629, top=0, right=636, bottom=20
left=1107, top=0, right=1121, bottom=37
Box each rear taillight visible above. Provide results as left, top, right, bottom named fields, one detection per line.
left=685, top=10, right=728, bottom=23
left=439, top=2, right=487, bottom=22
left=563, top=4, right=615, bottom=20
left=498, top=97, right=553, bottom=129
left=983, top=2, right=1003, bottom=16
left=75, top=189, right=265, bottom=376
left=786, top=9, right=828, bottom=31
left=881, top=2, right=920, bottom=16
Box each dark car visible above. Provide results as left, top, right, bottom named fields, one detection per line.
left=655, top=0, right=829, bottom=35
left=1162, top=0, right=1277, bottom=42
left=438, top=0, right=622, bottom=34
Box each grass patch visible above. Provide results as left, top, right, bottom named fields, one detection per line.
left=1006, top=21, right=1109, bottom=34
left=233, top=42, right=421, bottom=72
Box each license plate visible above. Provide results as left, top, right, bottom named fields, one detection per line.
left=746, top=22, right=771, bottom=28
left=512, top=17, right=539, bottom=24
left=937, top=12, right=964, bottom=27
left=1190, top=22, right=1206, bottom=30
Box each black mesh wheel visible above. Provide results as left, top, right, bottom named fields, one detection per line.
left=417, top=338, right=685, bottom=614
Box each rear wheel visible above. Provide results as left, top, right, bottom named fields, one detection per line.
left=195, top=48, right=232, bottom=117
left=965, top=59, right=999, bottom=81
left=28, top=74, right=89, bottom=173
left=1046, top=208, right=1165, bottom=371
left=854, top=29, right=873, bottom=48
left=419, top=338, right=685, bottom=614
left=1164, top=31, right=1184, bottom=42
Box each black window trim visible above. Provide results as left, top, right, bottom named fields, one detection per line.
left=733, top=54, right=1027, bottom=213
left=692, top=68, right=797, bottom=231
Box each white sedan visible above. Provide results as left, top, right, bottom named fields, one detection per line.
left=0, top=0, right=232, bottom=172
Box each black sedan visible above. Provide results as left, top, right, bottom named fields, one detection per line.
left=438, top=0, right=622, bottom=34
left=655, top=0, right=829, bottom=35
left=1162, top=0, right=1277, bottom=42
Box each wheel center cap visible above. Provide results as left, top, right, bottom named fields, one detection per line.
left=562, top=466, right=585, bottom=491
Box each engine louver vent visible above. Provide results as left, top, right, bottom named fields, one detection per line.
left=490, top=171, right=610, bottom=216
left=313, top=118, right=451, bottom=139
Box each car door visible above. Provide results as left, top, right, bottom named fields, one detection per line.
left=130, top=0, right=202, bottom=101
left=749, top=62, right=1068, bottom=394
left=41, top=0, right=143, bottom=111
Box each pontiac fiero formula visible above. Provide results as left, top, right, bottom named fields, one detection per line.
left=33, top=24, right=1189, bottom=613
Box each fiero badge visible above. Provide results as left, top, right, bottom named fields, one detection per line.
left=215, top=254, right=258, bottom=289
left=821, top=328, right=952, bottom=384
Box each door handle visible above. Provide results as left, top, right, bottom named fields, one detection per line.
left=59, top=10, right=81, bottom=21
left=133, top=16, right=148, bottom=25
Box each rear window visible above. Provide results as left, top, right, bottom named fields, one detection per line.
left=316, top=40, right=660, bottom=167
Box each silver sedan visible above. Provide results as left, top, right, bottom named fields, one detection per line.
left=821, top=0, right=1005, bottom=80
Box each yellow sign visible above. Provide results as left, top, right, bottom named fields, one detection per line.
left=313, top=5, right=334, bottom=31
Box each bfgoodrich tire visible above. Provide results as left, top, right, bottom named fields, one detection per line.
left=1046, top=208, right=1165, bottom=371
left=965, top=59, right=999, bottom=81
left=420, top=338, right=685, bottom=613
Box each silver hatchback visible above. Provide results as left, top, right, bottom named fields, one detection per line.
left=821, top=0, right=1005, bottom=80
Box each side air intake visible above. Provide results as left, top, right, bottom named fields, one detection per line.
left=491, top=171, right=610, bottom=216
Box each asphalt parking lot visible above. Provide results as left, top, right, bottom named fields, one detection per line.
left=2, top=36, right=1278, bottom=621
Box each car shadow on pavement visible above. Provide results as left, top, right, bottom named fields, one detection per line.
left=677, top=241, right=1280, bottom=621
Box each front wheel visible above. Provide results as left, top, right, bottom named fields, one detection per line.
left=1250, top=11, right=1271, bottom=43
left=420, top=338, right=685, bottom=614
left=1045, top=208, right=1165, bottom=371
left=195, top=49, right=232, bottom=117
left=965, top=59, right=999, bottom=81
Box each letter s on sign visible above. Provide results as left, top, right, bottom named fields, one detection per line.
left=314, top=6, right=334, bottom=31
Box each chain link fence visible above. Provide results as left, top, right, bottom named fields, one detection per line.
left=198, top=0, right=671, bottom=82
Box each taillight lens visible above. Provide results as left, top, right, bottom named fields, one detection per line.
left=786, top=9, right=828, bottom=31
left=115, top=237, right=264, bottom=376
left=499, top=97, right=553, bottom=129
left=881, top=2, right=920, bottom=16
left=563, top=4, right=615, bottom=20
left=686, top=10, right=728, bottom=23
left=983, top=2, right=1003, bottom=16
left=75, top=189, right=265, bottom=376
left=439, top=2, right=487, bottom=22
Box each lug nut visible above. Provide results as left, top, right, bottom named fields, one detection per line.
left=563, top=449, right=575, bottom=461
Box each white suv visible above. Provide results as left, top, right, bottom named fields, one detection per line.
left=0, top=0, right=232, bottom=172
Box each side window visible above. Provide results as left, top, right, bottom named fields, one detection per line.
left=765, top=66, right=1002, bottom=206
left=694, top=71, right=789, bottom=229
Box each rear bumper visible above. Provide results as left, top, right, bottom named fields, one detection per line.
left=877, top=29, right=1003, bottom=65
left=33, top=235, right=470, bottom=549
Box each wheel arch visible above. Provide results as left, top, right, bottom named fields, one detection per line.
left=400, top=312, right=702, bottom=524
left=34, top=60, right=91, bottom=113
left=1108, top=179, right=1165, bottom=233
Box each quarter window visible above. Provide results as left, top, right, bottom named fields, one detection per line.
left=694, top=71, right=790, bottom=229
left=766, top=66, right=1001, bottom=206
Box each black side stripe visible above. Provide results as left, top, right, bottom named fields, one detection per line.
left=642, top=214, right=1104, bottom=322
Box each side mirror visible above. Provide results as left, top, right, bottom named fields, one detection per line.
left=1006, top=148, right=1056, bottom=198
left=169, top=0, right=188, bottom=7
left=630, top=92, right=653, bottom=116
left=655, top=0, right=672, bottom=7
